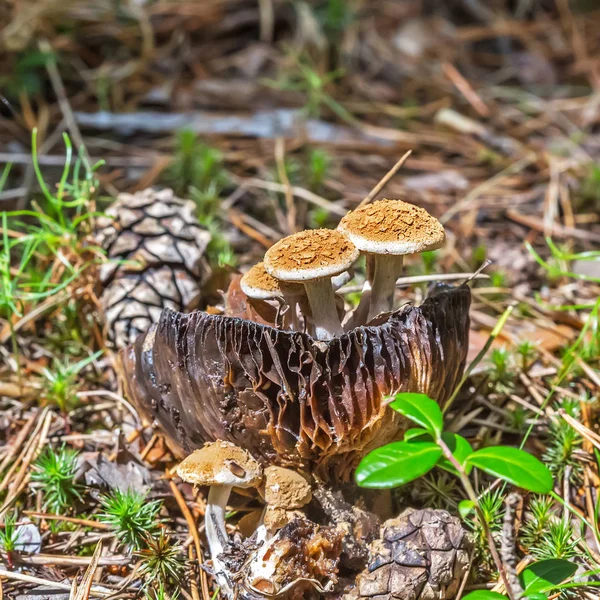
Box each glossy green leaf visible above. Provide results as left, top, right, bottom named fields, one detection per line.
left=355, top=440, right=442, bottom=489
left=526, top=593, right=548, bottom=600
left=461, top=591, right=506, bottom=600
left=458, top=499, right=475, bottom=519
left=402, top=430, right=474, bottom=475
left=403, top=427, right=428, bottom=441
left=466, top=446, right=553, bottom=493
left=390, top=393, right=443, bottom=438
left=519, top=559, right=577, bottom=594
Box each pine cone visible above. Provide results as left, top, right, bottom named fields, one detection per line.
left=345, top=508, right=471, bottom=600
left=95, top=188, right=210, bottom=348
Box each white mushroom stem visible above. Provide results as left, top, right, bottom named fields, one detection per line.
left=206, top=485, right=234, bottom=598
left=368, top=255, right=404, bottom=321
left=303, top=278, right=343, bottom=340
left=281, top=291, right=301, bottom=331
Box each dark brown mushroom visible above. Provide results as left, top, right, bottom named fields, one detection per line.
left=120, top=282, right=470, bottom=482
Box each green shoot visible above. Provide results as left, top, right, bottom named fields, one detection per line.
left=164, top=130, right=228, bottom=216
left=264, top=53, right=354, bottom=123
left=32, top=445, right=83, bottom=513
left=41, top=351, right=103, bottom=413
left=99, top=489, right=162, bottom=552
left=0, top=509, right=19, bottom=555
left=137, top=530, right=187, bottom=590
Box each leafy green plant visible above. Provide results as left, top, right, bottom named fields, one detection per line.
left=462, top=488, right=504, bottom=577
left=41, top=351, right=103, bottom=413
left=164, top=130, right=228, bottom=216
left=462, top=557, right=578, bottom=600
left=543, top=402, right=583, bottom=482
left=521, top=495, right=555, bottom=551
left=531, top=520, right=579, bottom=561
left=356, top=392, right=554, bottom=594
left=265, top=53, right=354, bottom=122
left=99, top=489, right=162, bottom=552
left=305, top=148, right=332, bottom=191
left=137, top=530, right=187, bottom=590
left=0, top=509, right=19, bottom=566
left=488, top=347, right=514, bottom=389
left=32, top=445, right=83, bottom=513
left=516, top=340, right=538, bottom=371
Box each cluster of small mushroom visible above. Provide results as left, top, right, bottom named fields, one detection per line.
left=176, top=442, right=322, bottom=598
left=240, top=199, right=446, bottom=340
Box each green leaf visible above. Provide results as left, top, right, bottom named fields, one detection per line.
left=390, top=393, right=443, bottom=439
left=438, top=433, right=474, bottom=475
left=403, top=428, right=428, bottom=441
left=525, top=594, right=548, bottom=600
left=458, top=499, right=475, bottom=519
left=519, top=559, right=577, bottom=594
left=402, top=430, right=473, bottom=475
left=461, top=591, right=506, bottom=600
left=466, top=446, right=553, bottom=493
left=355, top=440, right=442, bottom=489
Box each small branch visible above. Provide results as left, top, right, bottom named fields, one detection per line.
left=358, top=150, right=412, bottom=208
left=501, top=493, right=524, bottom=600
left=437, top=437, right=516, bottom=600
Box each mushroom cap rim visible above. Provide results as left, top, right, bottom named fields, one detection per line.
left=240, top=279, right=282, bottom=300
left=176, top=442, right=263, bottom=488
left=340, top=229, right=445, bottom=256
left=265, top=257, right=358, bottom=283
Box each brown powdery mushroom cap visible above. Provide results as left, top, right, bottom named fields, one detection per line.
left=240, top=263, right=282, bottom=300
left=120, top=282, right=470, bottom=481
left=176, top=441, right=262, bottom=488
left=338, top=199, right=445, bottom=256
left=264, top=229, right=359, bottom=282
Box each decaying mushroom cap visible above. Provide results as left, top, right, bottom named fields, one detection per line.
left=176, top=441, right=262, bottom=488
left=121, top=282, right=470, bottom=481
left=264, top=229, right=359, bottom=281
left=240, top=263, right=282, bottom=300
left=338, top=199, right=445, bottom=255
left=262, top=466, right=312, bottom=509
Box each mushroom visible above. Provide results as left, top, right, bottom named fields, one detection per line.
left=240, top=262, right=285, bottom=325
left=264, top=229, right=359, bottom=340
left=176, top=441, right=262, bottom=597
left=257, top=466, right=312, bottom=540
left=241, top=262, right=309, bottom=331
left=338, top=199, right=445, bottom=322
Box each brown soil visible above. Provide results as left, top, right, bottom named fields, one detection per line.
left=339, top=199, right=445, bottom=248
left=265, top=229, right=358, bottom=275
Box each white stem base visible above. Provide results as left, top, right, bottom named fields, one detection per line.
left=206, top=486, right=234, bottom=598
left=304, top=278, right=343, bottom=340
left=367, top=255, right=404, bottom=322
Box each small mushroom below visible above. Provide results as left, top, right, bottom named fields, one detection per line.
left=176, top=441, right=263, bottom=598
left=257, top=466, right=312, bottom=540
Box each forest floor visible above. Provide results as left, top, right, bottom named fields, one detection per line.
left=1, top=1, right=600, bottom=599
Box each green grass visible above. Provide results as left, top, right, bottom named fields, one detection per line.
left=1, top=129, right=104, bottom=376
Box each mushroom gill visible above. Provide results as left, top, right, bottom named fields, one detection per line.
left=120, top=282, right=470, bottom=481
